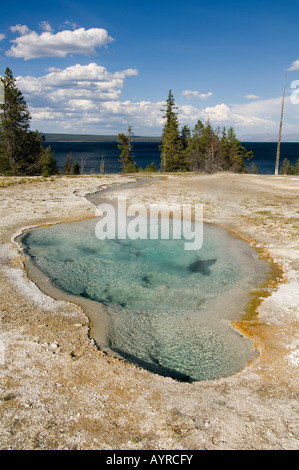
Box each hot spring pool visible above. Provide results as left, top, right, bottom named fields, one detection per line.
left=20, top=217, right=269, bottom=382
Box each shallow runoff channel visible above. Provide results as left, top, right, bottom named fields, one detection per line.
left=18, top=177, right=272, bottom=382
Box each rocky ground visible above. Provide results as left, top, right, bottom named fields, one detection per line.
left=0, top=172, right=298, bottom=450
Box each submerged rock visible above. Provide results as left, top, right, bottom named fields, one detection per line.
left=188, top=258, right=217, bottom=275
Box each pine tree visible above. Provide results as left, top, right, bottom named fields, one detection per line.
left=200, top=121, right=220, bottom=172
left=186, top=122, right=253, bottom=173
left=160, top=90, right=188, bottom=171
left=73, top=161, right=80, bottom=175
left=0, top=68, right=31, bottom=171
left=186, top=120, right=221, bottom=172
left=224, top=127, right=253, bottom=172
left=185, top=120, right=205, bottom=171
left=220, top=127, right=230, bottom=170
left=0, top=67, right=58, bottom=175
left=40, top=146, right=59, bottom=177
left=144, top=161, right=157, bottom=172
left=279, top=158, right=295, bottom=175
left=118, top=126, right=138, bottom=173
left=249, top=162, right=259, bottom=174
left=180, top=125, right=191, bottom=150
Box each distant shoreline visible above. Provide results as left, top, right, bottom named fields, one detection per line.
left=42, top=133, right=299, bottom=143
left=43, top=133, right=162, bottom=143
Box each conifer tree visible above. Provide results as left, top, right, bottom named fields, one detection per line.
left=224, top=127, right=253, bottom=172
left=185, top=121, right=252, bottom=173
left=118, top=125, right=139, bottom=173
left=185, top=120, right=205, bottom=171
left=279, top=158, right=295, bottom=175
left=73, top=160, right=80, bottom=175
left=40, top=146, right=58, bottom=177
left=220, top=127, right=230, bottom=170
left=0, top=68, right=31, bottom=171
left=160, top=90, right=188, bottom=171
left=180, top=125, right=191, bottom=150
left=0, top=67, right=58, bottom=175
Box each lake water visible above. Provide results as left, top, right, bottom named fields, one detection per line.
left=21, top=210, right=270, bottom=382
left=43, top=140, right=299, bottom=175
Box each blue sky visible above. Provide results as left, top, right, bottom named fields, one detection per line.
left=1, top=0, right=299, bottom=139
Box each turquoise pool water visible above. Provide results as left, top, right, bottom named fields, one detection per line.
left=21, top=217, right=269, bottom=381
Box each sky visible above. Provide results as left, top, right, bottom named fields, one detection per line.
left=0, top=0, right=299, bottom=140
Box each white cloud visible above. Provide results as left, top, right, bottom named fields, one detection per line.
left=232, top=96, right=283, bottom=118
left=14, top=63, right=299, bottom=138
left=229, top=95, right=299, bottom=139
left=15, top=63, right=143, bottom=132
left=17, top=63, right=138, bottom=102
left=0, top=33, right=5, bottom=41
left=202, top=103, right=232, bottom=121
left=288, top=60, right=299, bottom=71
left=39, top=21, right=54, bottom=33
left=6, top=27, right=113, bottom=59
left=244, top=94, right=260, bottom=100
left=182, top=90, right=213, bottom=100
left=28, top=99, right=164, bottom=134
left=10, top=24, right=30, bottom=35
left=179, top=102, right=276, bottom=135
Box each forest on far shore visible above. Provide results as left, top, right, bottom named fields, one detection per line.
left=1, top=70, right=298, bottom=176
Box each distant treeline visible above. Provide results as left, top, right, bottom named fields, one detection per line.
left=44, top=134, right=161, bottom=143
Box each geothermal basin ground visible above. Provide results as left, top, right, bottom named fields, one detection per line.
left=0, top=172, right=298, bottom=450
